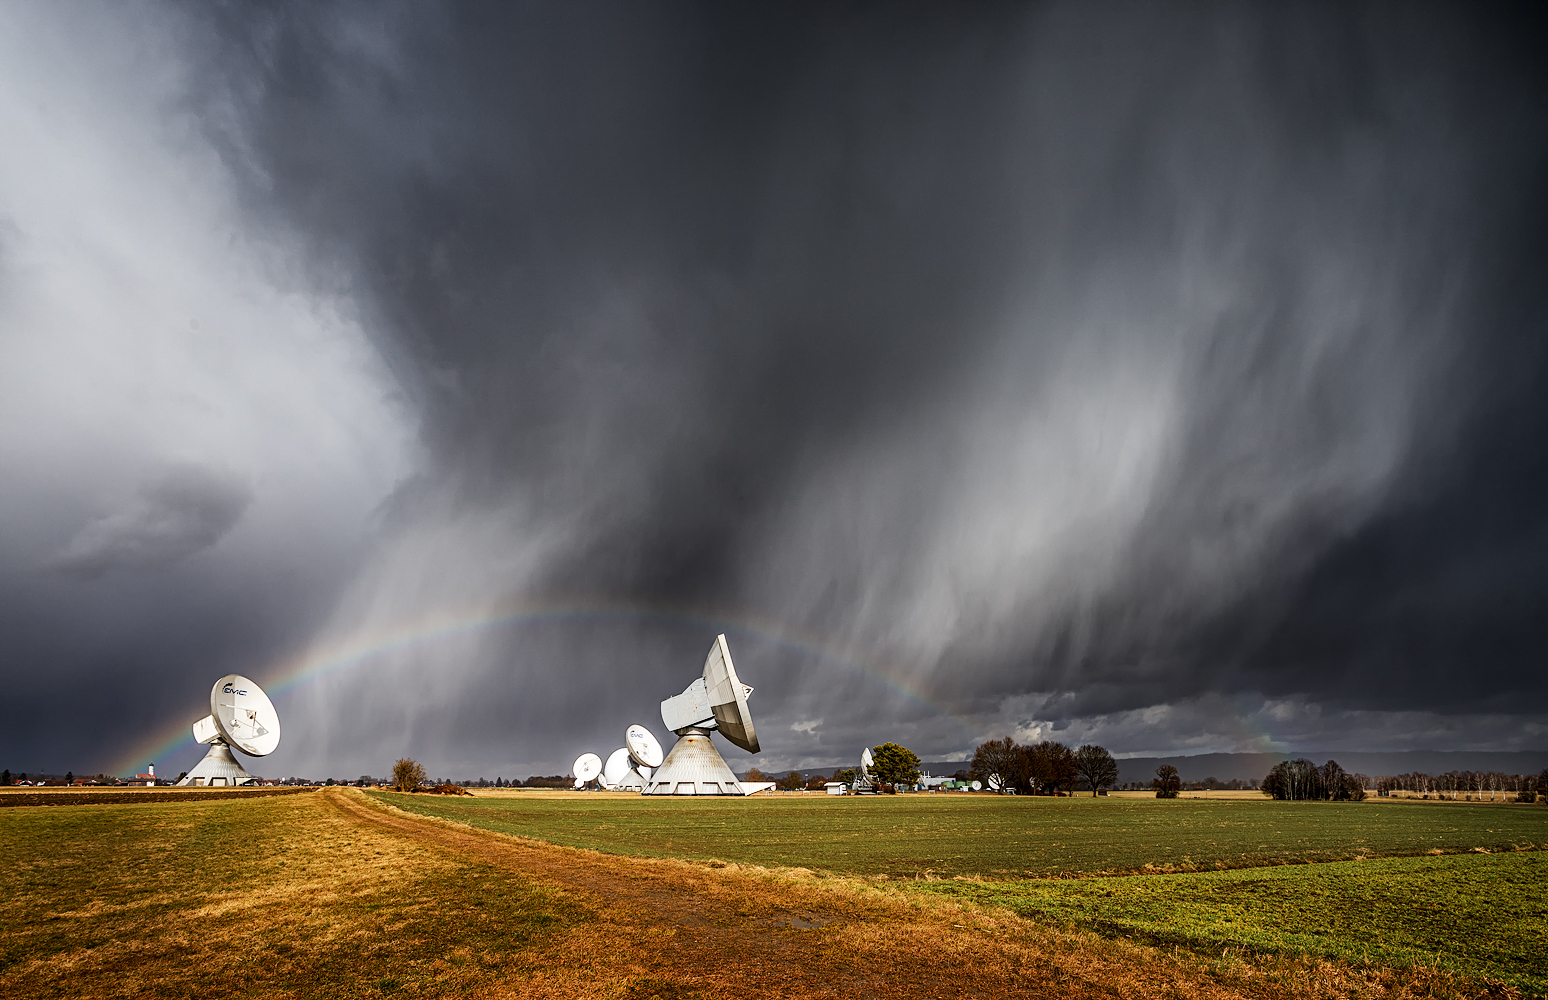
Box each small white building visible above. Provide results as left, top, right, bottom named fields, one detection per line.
left=825, top=782, right=846, bottom=795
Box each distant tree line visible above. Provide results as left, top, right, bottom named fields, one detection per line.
left=1261, top=759, right=1368, bottom=801
left=1376, top=769, right=1547, bottom=802
left=1116, top=776, right=1258, bottom=792
left=969, top=738, right=1119, bottom=795
left=1, top=770, right=129, bottom=787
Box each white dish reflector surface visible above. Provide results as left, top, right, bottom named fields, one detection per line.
left=626, top=724, right=664, bottom=767
left=703, top=634, right=758, bottom=753
left=209, top=674, right=281, bottom=756
left=573, top=753, right=603, bottom=782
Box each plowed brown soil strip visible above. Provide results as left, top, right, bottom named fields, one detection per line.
left=325, top=789, right=1493, bottom=999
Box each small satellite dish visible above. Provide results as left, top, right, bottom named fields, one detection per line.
left=851, top=746, right=877, bottom=792
left=971, top=780, right=983, bottom=791
left=987, top=773, right=1003, bottom=791
left=626, top=724, right=663, bottom=768
left=611, top=725, right=665, bottom=794
left=604, top=748, right=632, bottom=787
left=573, top=753, right=603, bottom=783
left=573, top=776, right=585, bottom=789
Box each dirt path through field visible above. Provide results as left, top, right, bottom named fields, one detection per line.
left=323, top=788, right=1468, bottom=1000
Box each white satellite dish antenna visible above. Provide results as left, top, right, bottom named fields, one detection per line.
left=987, top=773, right=1003, bottom=791
left=626, top=724, right=664, bottom=767
left=971, top=779, right=983, bottom=791
left=603, top=748, right=632, bottom=788
left=614, top=724, right=663, bottom=792
left=851, top=746, right=877, bottom=793
left=644, top=635, right=761, bottom=795
left=573, top=752, right=603, bottom=788
left=176, top=674, right=281, bottom=787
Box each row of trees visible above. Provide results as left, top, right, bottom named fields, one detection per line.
left=1376, top=770, right=1548, bottom=801
left=748, top=743, right=928, bottom=792
left=970, top=738, right=1119, bottom=795
left=1262, top=759, right=1368, bottom=801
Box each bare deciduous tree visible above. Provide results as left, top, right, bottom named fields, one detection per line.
left=971, top=737, right=1020, bottom=792
left=1074, top=745, right=1119, bottom=797
left=391, top=757, right=427, bottom=793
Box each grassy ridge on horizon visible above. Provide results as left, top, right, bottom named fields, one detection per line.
left=371, top=790, right=1548, bottom=878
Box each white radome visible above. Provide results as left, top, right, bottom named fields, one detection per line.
left=603, top=748, right=632, bottom=787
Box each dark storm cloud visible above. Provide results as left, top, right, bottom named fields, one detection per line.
left=3, top=2, right=1546, bottom=778
left=49, top=466, right=252, bottom=578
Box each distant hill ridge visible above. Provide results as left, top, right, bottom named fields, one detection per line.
left=748, top=751, right=1548, bottom=785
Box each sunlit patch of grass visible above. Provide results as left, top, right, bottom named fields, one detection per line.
left=0, top=792, right=586, bottom=998
left=912, top=851, right=1548, bottom=994
left=377, top=789, right=1547, bottom=995
left=373, top=789, right=1548, bottom=878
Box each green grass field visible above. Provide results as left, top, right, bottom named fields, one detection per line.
left=916, top=852, right=1548, bottom=993
left=372, top=790, right=1546, bottom=877
left=377, top=791, right=1548, bottom=993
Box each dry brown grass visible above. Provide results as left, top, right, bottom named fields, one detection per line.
left=0, top=787, right=1519, bottom=999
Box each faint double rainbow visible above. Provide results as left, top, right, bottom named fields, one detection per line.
left=116, top=600, right=971, bottom=775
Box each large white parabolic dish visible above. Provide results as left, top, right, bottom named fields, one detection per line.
left=209, top=674, right=281, bottom=757
left=703, top=634, right=758, bottom=753
left=644, top=635, right=759, bottom=796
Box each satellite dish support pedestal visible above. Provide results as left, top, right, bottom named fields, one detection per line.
left=177, top=739, right=254, bottom=787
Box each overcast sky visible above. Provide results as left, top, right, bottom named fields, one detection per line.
left=3, top=2, right=1545, bottom=781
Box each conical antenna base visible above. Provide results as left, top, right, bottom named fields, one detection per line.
left=175, top=741, right=255, bottom=787
left=642, top=728, right=745, bottom=795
